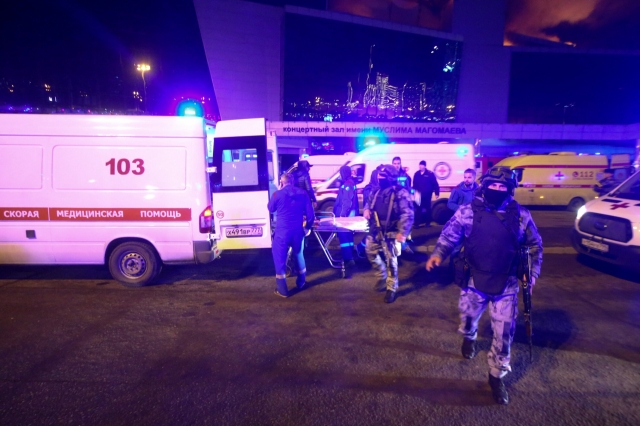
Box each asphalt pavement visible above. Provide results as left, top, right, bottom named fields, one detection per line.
left=0, top=211, right=639, bottom=425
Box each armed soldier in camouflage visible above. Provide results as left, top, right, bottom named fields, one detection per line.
left=363, top=165, right=414, bottom=304
left=426, top=166, right=543, bottom=405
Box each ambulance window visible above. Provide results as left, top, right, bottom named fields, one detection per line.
left=513, top=168, right=524, bottom=183
left=221, top=149, right=259, bottom=187
left=267, top=150, right=274, bottom=181
left=351, top=164, right=366, bottom=184
left=210, top=135, right=269, bottom=193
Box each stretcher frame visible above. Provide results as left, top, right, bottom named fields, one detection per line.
left=310, top=212, right=369, bottom=278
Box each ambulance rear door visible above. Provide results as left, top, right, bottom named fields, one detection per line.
left=210, top=119, right=274, bottom=250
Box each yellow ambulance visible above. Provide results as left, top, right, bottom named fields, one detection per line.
left=493, top=152, right=629, bottom=210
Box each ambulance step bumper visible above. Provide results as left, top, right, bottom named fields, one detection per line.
left=194, top=240, right=221, bottom=264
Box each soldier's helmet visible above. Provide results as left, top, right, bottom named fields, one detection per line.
left=377, top=164, right=399, bottom=182
left=481, top=166, right=517, bottom=195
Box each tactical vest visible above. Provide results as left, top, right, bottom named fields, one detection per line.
left=372, top=186, right=399, bottom=231
left=464, top=198, right=521, bottom=295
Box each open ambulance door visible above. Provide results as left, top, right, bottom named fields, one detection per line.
left=210, top=118, right=276, bottom=250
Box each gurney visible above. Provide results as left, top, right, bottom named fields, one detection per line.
left=311, top=212, right=369, bottom=278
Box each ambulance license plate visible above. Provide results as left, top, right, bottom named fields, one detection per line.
left=225, top=226, right=263, bottom=238
left=582, top=238, right=609, bottom=253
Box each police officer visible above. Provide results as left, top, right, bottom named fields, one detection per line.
left=268, top=172, right=315, bottom=298
left=426, top=166, right=543, bottom=405
left=363, top=165, right=414, bottom=303
left=334, top=165, right=358, bottom=278
left=293, top=160, right=317, bottom=208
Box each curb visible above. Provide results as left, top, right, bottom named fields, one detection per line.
left=414, top=245, right=576, bottom=254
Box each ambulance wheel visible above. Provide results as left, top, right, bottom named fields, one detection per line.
left=432, top=202, right=453, bottom=225
left=567, top=197, right=585, bottom=212
left=109, top=242, right=161, bottom=287
left=319, top=200, right=335, bottom=213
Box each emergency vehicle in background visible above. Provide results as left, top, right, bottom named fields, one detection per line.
left=286, top=152, right=355, bottom=184
left=573, top=170, right=640, bottom=270
left=494, top=152, right=631, bottom=210
left=0, top=114, right=225, bottom=287
left=312, top=143, right=475, bottom=224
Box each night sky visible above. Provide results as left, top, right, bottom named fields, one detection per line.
left=0, top=0, right=214, bottom=114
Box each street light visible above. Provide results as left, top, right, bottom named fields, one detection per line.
left=136, top=64, right=150, bottom=113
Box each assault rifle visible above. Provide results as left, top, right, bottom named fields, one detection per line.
left=520, top=246, right=534, bottom=362
left=372, top=210, right=393, bottom=272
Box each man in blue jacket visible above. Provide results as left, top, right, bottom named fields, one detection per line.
left=447, top=168, right=479, bottom=212
left=334, top=165, right=358, bottom=278
left=268, top=172, right=315, bottom=297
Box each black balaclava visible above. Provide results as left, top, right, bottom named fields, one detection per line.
left=483, top=187, right=509, bottom=208
left=370, top=170, right=379, bottom=186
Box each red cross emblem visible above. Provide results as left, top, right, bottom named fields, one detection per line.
left=437, top=166, right=447, bottom=174
left=610, top=202, right=629, bottom=210
left=433, top=162, right=451, bottom=180
left=555, top=171, right=565, bottom=180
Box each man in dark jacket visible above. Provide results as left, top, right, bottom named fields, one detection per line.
left=392, top=156, right=412, bottom=190
left=293, top=160, right=317, bottom=208
left=268, top=173, right=315, bottom=298
left=413, top=160, right=439, bottom=227
left=448, top=168, right=479, bottom=211
left=334, top=165, right=358, bottom=277
left=426, top=166, right=543, bottom=405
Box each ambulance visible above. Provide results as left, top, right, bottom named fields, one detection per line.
left=312, top=143, right=475, bottom=224
left=493, top=152, right=630, bottom=210
left=572, top=170, right=640, bottom=270
left=0, top=114, right=280, bottom=287
left=286, top=152, right=356, bottom=184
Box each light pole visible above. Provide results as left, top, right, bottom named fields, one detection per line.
left=136, top=64, right=150, bottom=113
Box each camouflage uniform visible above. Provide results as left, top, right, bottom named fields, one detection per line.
left=431, top=195, right=542, bottom=378
left=365, top=186, right=414, bottom=291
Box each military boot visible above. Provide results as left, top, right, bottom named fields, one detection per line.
left=461, top=338, right=477, bottom=359
left=384, top=290, right=397, bottom=303
left=488, top=374, right=509, bottom=405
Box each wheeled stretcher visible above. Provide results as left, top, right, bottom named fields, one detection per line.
left=311, top=212, right=369, bottom=278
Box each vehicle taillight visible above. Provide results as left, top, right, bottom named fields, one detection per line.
left=199, top=206, right=213, bottom=233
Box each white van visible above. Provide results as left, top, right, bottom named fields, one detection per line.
left=494, top=152, right=620, bottom=210
left=287, top=153, right=355, bottom=184
left=313, top=143, right=475, bottom=224
left=0, top=114, right=221, bottom=287
left=572, top=170, right=640, bottom=270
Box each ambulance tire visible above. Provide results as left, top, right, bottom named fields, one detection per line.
left=319, top=200, right=335, bottom=213
left=567, top=197, right=585, bottom=212
left=432, top=202, right=453, bottom=225
left=108, top=241, right=162, bottom=287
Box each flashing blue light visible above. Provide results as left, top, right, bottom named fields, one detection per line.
left=301, top=153, right=309, bottom=159
left=456, top=146, right=469, bottom=157
left=513, top=151, right=519, bottom=155
left=595, top=152, right=601, bottom=155
left=176, top=99, right=204, bottom=117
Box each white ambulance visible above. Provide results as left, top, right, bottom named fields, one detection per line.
left=494, top=152, right=630, bottom=210
left=287, top=153, right=355, bottom=184
left=312, top=143, right=475, bottom=224
left=572, top=170, right=640, bottom=270
left=0, top=114, right=229, bottom=287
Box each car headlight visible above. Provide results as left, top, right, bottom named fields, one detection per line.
left=576, top=205, right=587, bottom=221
